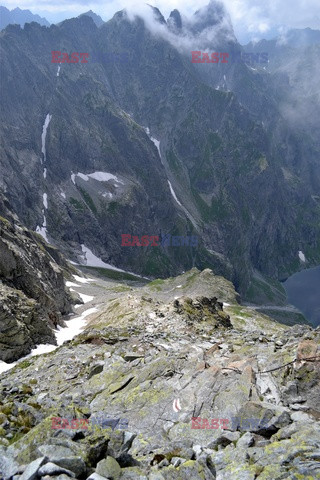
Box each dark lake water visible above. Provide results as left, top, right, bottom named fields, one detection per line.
left=283, top=265, right=320, bottom=327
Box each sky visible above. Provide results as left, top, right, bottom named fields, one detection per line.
left=2, top=0, right=320, bottom=43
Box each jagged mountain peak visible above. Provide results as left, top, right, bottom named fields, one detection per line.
left=79, top=10, right=105, bottom=27
left=187, top=0, right=235, bottom=41
left=56, top=13, right=99, bottom=32
left=122, top=2, right=236, bottom=49
left=167, top=9, right=182, bottom=31
left=146, top=4, right=167, bottom=25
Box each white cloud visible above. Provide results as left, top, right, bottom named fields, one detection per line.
left=258, top=22, right=270, bottom=33
left=2, top=0, right=320, bottom=42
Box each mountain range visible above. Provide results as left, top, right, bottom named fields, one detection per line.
left=0, top=1, right=320, bottom=306
left=1, top=4, right=320, bottom=478
left=0, top=6, right=50, bottom=30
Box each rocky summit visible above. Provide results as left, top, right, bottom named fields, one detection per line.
left=0, top=268, right=319, bottom=479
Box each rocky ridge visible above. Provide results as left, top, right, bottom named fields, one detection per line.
left=0, top=268, right=319, bottom=479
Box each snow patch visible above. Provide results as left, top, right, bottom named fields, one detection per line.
left=43, top=168, right=47, bottom=179
left=144, top=126, right=162, bottom=160
left=36, top=224, right=49, bottom=243
left=55, top=307, right=98, bottom=345
left=77, top=172, right=89, bottom=181
left=57, top=65, right=61, bottom=76
left=73, top=275, right=95, bottom=284
left=71, top=171, right=124, bottom=185
left=0, top=343, right=57, bottom=374
left=30, top=344, right=56, bottom=356
left=80, top=245, right=147, bottom=279
left=41, top=114, right=52, bottom=164
left=81, top=244, right=125, bottom=271
left=61, top=192, right=66, bottom=199
left=88, top=171, right=124, bottom=183
left=1, top=307, right=101, bottom=374
left=43, top=193, right=48, bottom=209
left=26, top=308, right=99, bottom=351
left=36, top=214, right=49, bottom=242
left=168, top=180, right=182, bottom=207
left=298, top=251, right=306, bottom=262
left=0, top=360, right=15, bottom=374
left=76, top=292, right=94, bottom=303
left=150, top=137, right=161, bottom=158
left=66, top=281, right=81, bottom=287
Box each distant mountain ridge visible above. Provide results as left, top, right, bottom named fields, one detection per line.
left=244, top=27, right=320, bottom=50
left=243, top=26, right=320, bottom=136
left=78, top=10, right=105, bottom=27
left=0, top=5, right=50, bottom=30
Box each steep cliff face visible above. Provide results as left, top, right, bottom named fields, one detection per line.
left=0, top=4, right=320, bottom=300
left=102, top=6, right=320, bottom=290
left=0, top=15, right=225, bottom=282
left=0, top=195, right=73, bottom=362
